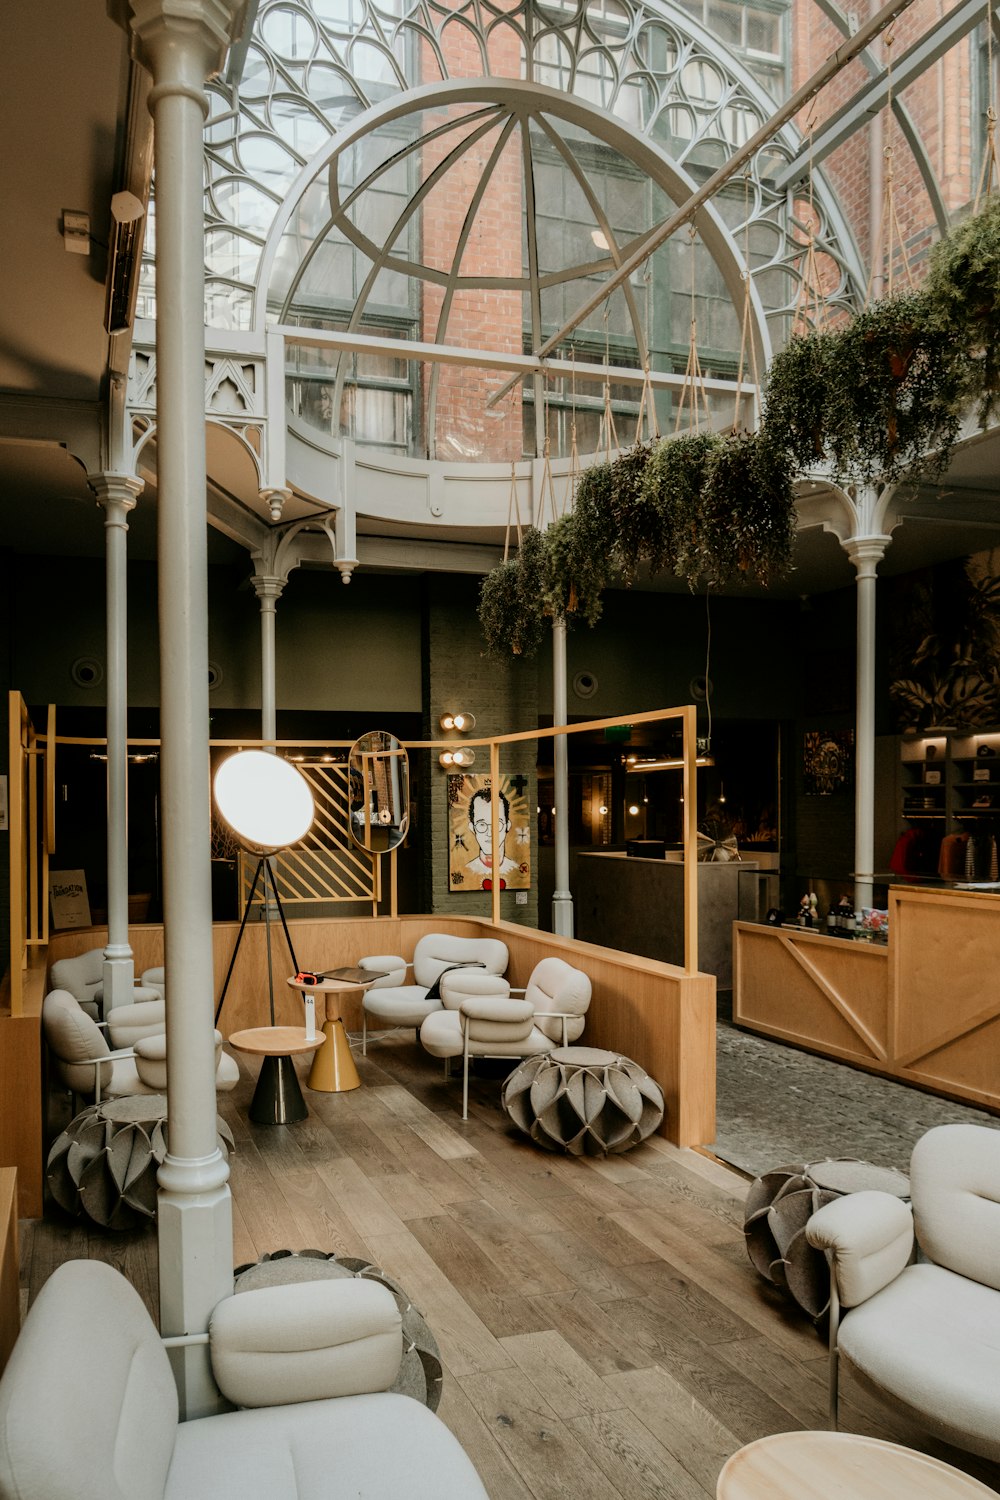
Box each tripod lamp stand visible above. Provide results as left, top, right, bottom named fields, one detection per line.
left=213, top=750, right=314, bottom=1031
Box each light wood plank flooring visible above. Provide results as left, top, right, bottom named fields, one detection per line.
left=22, top=1038, right=1000, bottom=1499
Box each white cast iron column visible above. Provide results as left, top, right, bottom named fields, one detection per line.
left=551, top=618, right=574, bottom=936
left=845, top=534, right=891, bottom=913
left=252, top=574, right=284, bottom=746
left=126, top=0, right=240, bottom=1419
left=90, top=472, right=143, bottom=1011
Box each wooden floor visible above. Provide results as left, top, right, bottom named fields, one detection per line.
left=21, top=1037, right=1000, bottom=1499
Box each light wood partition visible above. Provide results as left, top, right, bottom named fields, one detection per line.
left=734, top=888, right=1000, bottom=1115
left=0, top=1169, right=19, bottom=1376
left=0, top=952, right=46, bottom=1218
left=48, top=914, right=717, bottom=1148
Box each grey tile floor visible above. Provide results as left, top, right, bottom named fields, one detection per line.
left=710, top=1018, right=999, bottom=1178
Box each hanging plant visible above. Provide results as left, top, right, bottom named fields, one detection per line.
left=607, top=442, right=655, bottom=583
left=641, top=432, right=723, bottom=587
left=762, top=328, right=837, bottom=470
left=822, top=291, right=966, bottom=485
left=538, top=513, right=605, bottom=627
left=477, top=527, right=547, bottom=659
left=699, top=430, right=797, bottom=588
left=924, top=195, right=1000, bottom=420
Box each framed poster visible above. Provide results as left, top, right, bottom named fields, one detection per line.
left=49, top=870, right=92, bottom=929
left=448, top=773, right=530, bottom=892
left=803, top=729, right=854, bottom=796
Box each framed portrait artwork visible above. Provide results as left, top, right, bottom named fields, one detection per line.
left=448, top=773, right=530, bottom=892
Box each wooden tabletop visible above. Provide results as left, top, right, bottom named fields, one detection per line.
left=227, top=1027, right=323, bottom=1057
left=717, top=1432, right=999, bottom=1500
left=286, top=974, right=375, bottom=994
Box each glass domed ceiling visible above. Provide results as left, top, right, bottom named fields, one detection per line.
left=272, top=89, right=758, bottom=460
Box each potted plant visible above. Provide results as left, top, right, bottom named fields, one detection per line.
left=761, top=328, right=836, bottom=470
left=607, top=442, right=655, bottom=583
left=699, top=429, right=797, bottom=588
left=641, top=431, right=723, bottom=587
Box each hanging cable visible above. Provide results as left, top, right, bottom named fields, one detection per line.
left=637, top=261, right=660, bottom=444
left=597, top=303, right=621, bottom=459
left=566, top=346, right=581, bottom=516
left=974, top=0, right=999, bottom=210
left=791, top=106, right=833, bottom=336
left=503, top=459, right=523, bottom=562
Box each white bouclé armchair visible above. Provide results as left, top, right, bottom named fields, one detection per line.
left=0, top=1259, right=488, bottom=1500
left=806, top=1121, right=1000, bottom=1461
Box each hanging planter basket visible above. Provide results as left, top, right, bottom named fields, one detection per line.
left=924, top=195, right=1000, bottom=421
left=641, top=431, right=723, bottom=588
left=478, top=528, right=548, bottom=659
left=699, top=430, right=797, bottom=589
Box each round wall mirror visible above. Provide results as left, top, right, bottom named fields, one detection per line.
left=348, top=731, right=410, bottom=854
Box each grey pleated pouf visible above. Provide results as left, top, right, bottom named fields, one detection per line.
left=47, top=1095, right=235, bottom=1232
left=233, top=1249, right=443, bottom=1411
left=743, top=1158, right=910, bottom=1320
left=502, top=1045, right=665, bottom=1156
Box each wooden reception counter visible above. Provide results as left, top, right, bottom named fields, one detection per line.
left=734, top=884, right=1000, bottom=1115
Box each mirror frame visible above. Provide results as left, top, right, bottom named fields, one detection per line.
left=347, top=730, right=410, bottom=854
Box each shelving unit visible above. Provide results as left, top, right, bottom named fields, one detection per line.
left=897, top=728, right=1000, bottom=881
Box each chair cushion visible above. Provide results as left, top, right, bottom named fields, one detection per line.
left=210, top=1280, right=401, bottom=1408
left=411, top=934, right=508, bottom=991
left=166, top=1392, right=488, bottom=1500
left=42, top=990, right=112, bottom=1096
left=421, top=1009, right=555, bottom=1059
left=363, top=987, right=436, bottom=1027
left=49, top=949, right=104, bottom=1004
left=839, top=1260, right=1000, bottom=1460
left=106, top=999, right=167, bottom=1049
left=911, top=1123, right=1000, bottom=1291
left=525, top=958, right=591, bottom=1044
left=358, top=955, right=408, bottom=989
left=134, top=1032, right=238, bottom=1093
left=439, top=970, right=510, bottom=1011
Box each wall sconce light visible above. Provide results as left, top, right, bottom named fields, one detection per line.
left=440, top=712, right=476, bottom=732
left=104, top=191, right=146, bottom=335
left=628, top=804, right=640, bottom=816
left=439, top=748, right=476, bottom=768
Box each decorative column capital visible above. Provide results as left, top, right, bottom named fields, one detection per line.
left=89, top=472, right=144, bottom=528
left=843, top=534, right=892, bottom=581
left=110, top=0, right=248, bottom=83
left=251, top=572, right=285, bottom=608
left=335, top=559, right=358, bottom=585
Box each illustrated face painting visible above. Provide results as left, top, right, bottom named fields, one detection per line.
left=448, top=774, right=530, bottom=892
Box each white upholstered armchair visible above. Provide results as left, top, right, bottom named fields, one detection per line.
left=419, top=956, right=592, bottom=1118
left=42, top=989, right=239, bottom=1106
left=359, top=932, right=508, bottom=1053
left=0, top=1259, right=487, bottom=1500
left=49, top=947, right=161, bottom=1020
left=805, top=1121, right=1000, bottom=1461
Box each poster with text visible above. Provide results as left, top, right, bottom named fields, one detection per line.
left=49, top=869, right=92, bottom=929
left=448, top=773, right=530, bottom=892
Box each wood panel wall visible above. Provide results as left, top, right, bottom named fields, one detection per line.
left=47, top=914, right=716, bottom=1149
left=734, top=893, right=1000, bottom=1115
left=0, top=954, right=45, bottom=1218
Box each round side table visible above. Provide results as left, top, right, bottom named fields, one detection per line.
left=717, top=1432, right=998, bottom=1500
left=286, top=974, right=375, bottom=1094
left=228, top=1026, right=322, bottom=1124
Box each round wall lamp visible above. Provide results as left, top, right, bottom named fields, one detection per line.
left=440, top=748, right=476, bottom=768
left=213, top=749, right=315, bottom=856
left=440, top=712, right=476, bottom=732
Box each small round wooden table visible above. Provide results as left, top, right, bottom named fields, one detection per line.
left=228, top=1026, right=323, bottom=1125
left=286, top=974, right=375, bottom=1093
left=717, top=1432, right=999, bottom=1500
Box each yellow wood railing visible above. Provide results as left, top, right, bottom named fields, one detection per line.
left=6, top=695, right=54, bottom=1016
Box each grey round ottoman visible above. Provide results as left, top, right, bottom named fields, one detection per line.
left=233, top=1249, right=443, bottom=1411
left=47, top=1095, right=235, bottom=1232
left=501, top=1045, right=665, bottom=1156
left=744, top=1158, right=910, bottom=1321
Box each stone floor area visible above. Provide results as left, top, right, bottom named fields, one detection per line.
left=710, top=1014, right=998, bottom=1178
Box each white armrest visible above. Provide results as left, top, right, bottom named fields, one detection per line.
left=460, top=996, right=533, bottom=1024
left=106, top=998, right=167, bottom=1048
left=533, top=1009, right=574, bottom=1044
left=439, top=970, right=509, bottom=1009
left=209, top=1278, right=402, bottom=1407
left=358, top=954, right=408, bottom=988
left=806, top=1190, right=914, bottom=1308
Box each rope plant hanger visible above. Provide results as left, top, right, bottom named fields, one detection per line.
left=596, top=303, right=622, bottom=459
left=866, top=28, right=917, bottom=301
left=637, top=261, right=661, bottom=445
left=535, top=370, right=561, bottom=530
left=791, top=109, right=834, bottom=334
left=674, top=224, right=713, bottom=433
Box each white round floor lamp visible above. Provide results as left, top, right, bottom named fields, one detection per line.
left=213, top=750, right=315, bottom=1028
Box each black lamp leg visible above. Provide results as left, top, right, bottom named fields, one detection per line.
left=214, top=857, right=265, bottom=1026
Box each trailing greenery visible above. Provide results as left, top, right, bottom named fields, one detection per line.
left=477, top=528, right=547, bottom=659
left=641, top=432, right=723, bottom=587
left=607, top=442, right=655, bottom=582
left=699, top=430, right=797, bottom=588
left=539, top=512, right=608, bottom=627
left=924, top=195, right=1000, bottom=420
left=762, top=292, right=967, bottom=486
